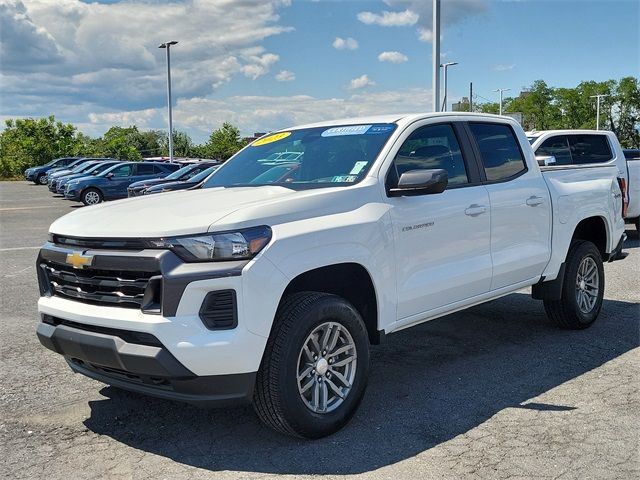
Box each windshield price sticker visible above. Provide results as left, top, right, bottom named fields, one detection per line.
left=321, top=125, right=372, bottom=137
left=252, top=131, right=291, bottom=147
left=366, top=124, right=395, bottom=135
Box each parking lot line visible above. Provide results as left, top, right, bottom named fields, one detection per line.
left=0, top=246, right=42, bottom=251
left=0, top=205, right=63, bottom=212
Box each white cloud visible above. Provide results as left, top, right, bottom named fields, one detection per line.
left=378, top=51, right=408, bottom=63
left=241, top=53, right=280, bottom=80
left=0, top=0, right=292, bottom=115
left=332, top=36, right=359, bottom=50
left=348, top=74, right=376, bottom=90
left=275, top=70, right=295, bottom=82
left=494, top=63, right=516, bottom=71
left=357, top=9, right=418, bottom=27
left=417, top=27, right=432, bottom=42
left=41, top=87, right=434, bottom=143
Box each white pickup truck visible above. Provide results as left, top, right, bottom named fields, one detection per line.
left=527, top=129, right=636, bottom=230
left=36, top=113, right=626, bottom=438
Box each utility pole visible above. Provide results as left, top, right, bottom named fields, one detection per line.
left=159, top=41, right=178, bottom=162
left=432, top=0, right=441, bottom=112
left=493, top=88, right=510, bottom=115
left=440, top=61, right=458, bottom=112
left=590, top=94, right=609, bottom=130
left=469, top=82, right=473, bottom=112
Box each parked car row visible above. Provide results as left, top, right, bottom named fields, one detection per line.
left=24, top=157, right=223, bottom=205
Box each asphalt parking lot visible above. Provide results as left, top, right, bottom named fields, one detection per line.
left=1, top=181, right=638, bottom=480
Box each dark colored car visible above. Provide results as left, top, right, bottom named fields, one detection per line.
left=46, top=157, right=103, bottom=186
left=55, top=160, right=122, bottom=194
left=127, top=161, right=219, bottom=197
left=64, top=162, right=179, bottom=205
left=24, top=157, right=81, bottom=185
left=48, top=159, right=116, bottom=193
left=623, top=149, right=640, bottom=160
left=142, top=165, right=220, bottom=195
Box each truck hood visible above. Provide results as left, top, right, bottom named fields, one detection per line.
left=49, top=186, right=301, bottom=238
left=49, top=183, right=378, bottom=239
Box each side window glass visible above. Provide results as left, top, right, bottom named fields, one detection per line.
left=568, top=135, right=613, bottom=164
left=469, top=123, right=527, bottom=181
left=136, top=164, right=155, bottom=175
left=110, top=165, right=132, bottom=177
left=536, top=136, right=572, bottom=165
left=393, top=123, right=469, bottom=186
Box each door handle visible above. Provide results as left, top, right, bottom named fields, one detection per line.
left=526, top=196, right=544, bottom=207
left=465, top=204, right=487, bottom=216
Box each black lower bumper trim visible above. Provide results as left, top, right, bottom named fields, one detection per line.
left=36, top=321, right=256, bottom=406
left=608, top=233, right=627, bottom=262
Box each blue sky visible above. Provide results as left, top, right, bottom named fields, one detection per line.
left=1, top=0, right=638, bottom=142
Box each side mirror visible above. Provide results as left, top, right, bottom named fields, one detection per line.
left=106, top=172, right=114, bottom=179
left=536, top=155, right=556, bottom=167
left=388, top=169, right=448, bottom=197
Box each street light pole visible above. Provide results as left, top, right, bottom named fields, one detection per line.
left=440, top=61, right=458, bottom=112
left=432, top=0, right=441, bottom=112
left=590, top=94, right=609, bottom=130
left=493, top=88, right=510, bottom=115
left=159, top=41, right=178, bottom=162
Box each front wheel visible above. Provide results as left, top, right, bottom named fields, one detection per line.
left=544, top=240, right=604, bottom=329
left=35, top=173, right=47, bottom=185
left=81, top=188, right=103, bottom=206
left=253, top=292, right=370, bottom=438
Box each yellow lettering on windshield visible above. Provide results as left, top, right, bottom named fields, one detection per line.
left=252, top=132, right=291, bottom=146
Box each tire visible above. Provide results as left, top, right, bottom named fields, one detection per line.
left=253, top=292, right=370, bottom=438
left=35, top=173, right=47, bottom=185
left=81, top=188, right=103, bottom=206
left=635, top=217, right=640, bottom=237
left=544, top=240, right=604, bottom=329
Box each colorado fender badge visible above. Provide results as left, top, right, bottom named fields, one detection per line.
left=66, top=252, right=93, bottom=269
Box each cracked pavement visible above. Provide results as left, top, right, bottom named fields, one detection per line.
left=1, top=181, right=638, bottom=479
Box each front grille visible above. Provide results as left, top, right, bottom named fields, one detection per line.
left=41, top=260, right=159, bottom=309
left=50, top=234, right=149, bottom=250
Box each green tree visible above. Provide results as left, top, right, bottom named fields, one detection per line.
left=200, top=122, right=246, bottom=160
left=95, top=126, right=144, bottom=161
left=0, top=116, right=85, bottom=178
left=158, top=130, right=193, bottom=157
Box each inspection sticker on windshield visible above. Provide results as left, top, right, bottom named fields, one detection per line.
left=349, top=161, right=368, bottom=175
left=252, top=131, right=291, bottom=146
left=321, top=125, right=371, bottom=137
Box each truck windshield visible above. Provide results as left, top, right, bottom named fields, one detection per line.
left=202, top=124, right=397, bottom=190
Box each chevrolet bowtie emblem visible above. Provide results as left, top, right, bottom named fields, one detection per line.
left=66, top=252, right=93, bottom=269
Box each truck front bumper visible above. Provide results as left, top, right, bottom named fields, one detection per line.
left=36, top=318, right=256, bottom=406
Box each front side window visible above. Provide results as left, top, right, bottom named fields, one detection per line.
left=391, top=123, right=469, bottom=186
left=202, top=124, right=397, bottom=190
left=469, top=123, right=527, bottom=181
left=568, top=135, right=613, bottom=164
left=536, top=135, right=572, bottom=165
left=107, top=164, right=132, bottom=177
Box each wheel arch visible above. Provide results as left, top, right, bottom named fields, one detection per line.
left=279, top=262, right=382, bottom=344
left=569, top=215, right=608, bottom=259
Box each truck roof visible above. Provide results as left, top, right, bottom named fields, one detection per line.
left=285, top=112, right=512, bottom=131
left=526, top=129, right=614, bottom=138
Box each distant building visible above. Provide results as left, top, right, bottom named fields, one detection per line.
left=243, top=132, right=267, bottom=143
left=452, top=97, right=470, bottom=112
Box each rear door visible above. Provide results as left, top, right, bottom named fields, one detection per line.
left=387, top=121, right=493, bottom=320
left=467, top=122, right=552, bottom=290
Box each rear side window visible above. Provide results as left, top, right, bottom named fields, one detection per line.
left=469, top=123, right=527, bottom=182
left=536, top=135, right=572, bottom=165
left=393, top=123, right=469, bottom=186
left=568, top=135, right=613, bottom=164
left=136, top=164, right=155, bottom=175
left=109, top=165, right=132, bottom=177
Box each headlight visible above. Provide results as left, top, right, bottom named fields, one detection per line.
left=152, top=226, right=272, bottom=262
left=68, top=180, right=79, bottom=185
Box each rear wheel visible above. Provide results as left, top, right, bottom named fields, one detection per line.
left=253, top=292, right=370, bottom=438
left=81, top=188, right=103, bottom=206
left=543, top=240, right=604, bottom=329
left=35, top=173, right=47, bottom=185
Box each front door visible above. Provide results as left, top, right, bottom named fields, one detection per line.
left=387, top=122, right=493, bottom=321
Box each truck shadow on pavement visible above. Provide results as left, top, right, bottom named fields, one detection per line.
left=83, top=287, right=639, bottom=475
